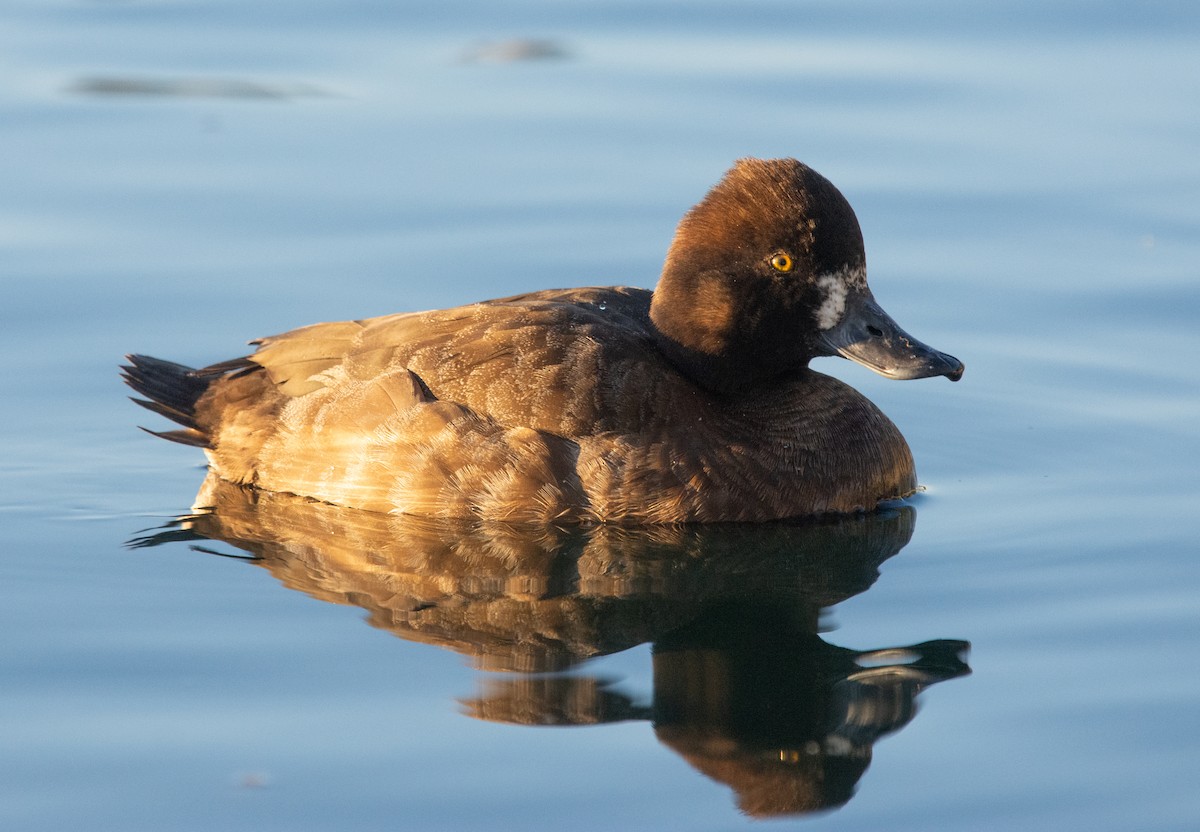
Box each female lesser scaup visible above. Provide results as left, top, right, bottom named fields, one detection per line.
left=124, top=158, right=962, bottom=524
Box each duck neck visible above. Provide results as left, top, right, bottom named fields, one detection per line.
left=649, top=331, right=778, bottom=395
left=649, top=284, right=809, bottom=396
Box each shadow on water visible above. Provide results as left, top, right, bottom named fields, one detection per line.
left=68, top=76, right=334, bottom=100
left=133, top=473, right=970, bottom=819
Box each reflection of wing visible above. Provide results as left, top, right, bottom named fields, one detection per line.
left=147, top=474, right=916, bottom=671
left=463, top=676, right=651, bottom=726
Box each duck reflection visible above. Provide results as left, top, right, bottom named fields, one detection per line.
left=138, top=472, right=969, bottom=817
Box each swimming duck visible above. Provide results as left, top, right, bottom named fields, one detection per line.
left=124, top=158, right=962, bottom=524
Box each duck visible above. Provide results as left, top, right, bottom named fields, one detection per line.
left=123, top=158, right=963, bottom=525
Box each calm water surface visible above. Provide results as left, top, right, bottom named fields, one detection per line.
left=2, top=2, right=1199, bottom=830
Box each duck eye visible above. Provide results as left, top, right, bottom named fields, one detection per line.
left=769, top=253, right=794, bottom=273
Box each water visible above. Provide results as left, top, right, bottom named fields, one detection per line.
left=3, top=2, right=1199, bottom=829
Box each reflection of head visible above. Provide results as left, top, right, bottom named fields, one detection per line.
left=658, top=729, right=868, bottom=816
left=650, top=606, right=970, bottom=818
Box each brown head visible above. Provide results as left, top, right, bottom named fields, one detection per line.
left=649, top=158, right=962, bottom=393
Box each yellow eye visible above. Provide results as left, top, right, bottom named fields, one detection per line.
left=769, top=253, right=794, bottom=272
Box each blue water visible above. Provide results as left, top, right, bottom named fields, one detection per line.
left=3, top=2, right=1199, bottom=829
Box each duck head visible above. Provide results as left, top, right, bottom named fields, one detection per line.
left=650, top=158, right=963, bottom=393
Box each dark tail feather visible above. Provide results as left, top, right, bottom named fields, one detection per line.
left=121, top=353, right=229, bottom=448
left=130, top=393, right=195, bottom=427
left=139, top=425, right=210, bottom=447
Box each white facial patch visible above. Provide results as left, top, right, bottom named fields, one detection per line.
left=814, top=265, right=866, bottom=330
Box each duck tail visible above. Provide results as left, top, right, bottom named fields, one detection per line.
left=121, top=354, right=251, bottom=448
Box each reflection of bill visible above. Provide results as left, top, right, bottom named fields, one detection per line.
left=134, top=473, right=969, bottom=817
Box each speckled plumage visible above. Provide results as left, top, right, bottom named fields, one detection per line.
left=124, top=159, right=962, bottom=524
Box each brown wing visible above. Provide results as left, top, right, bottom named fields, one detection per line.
left=190, top=286, right=711, bottom=520
left=244, top=286, right=691, bottom=437
left=247, top=320, right=368, bottom=396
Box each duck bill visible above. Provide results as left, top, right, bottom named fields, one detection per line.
left=818, top=295, right=964, bottom=381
